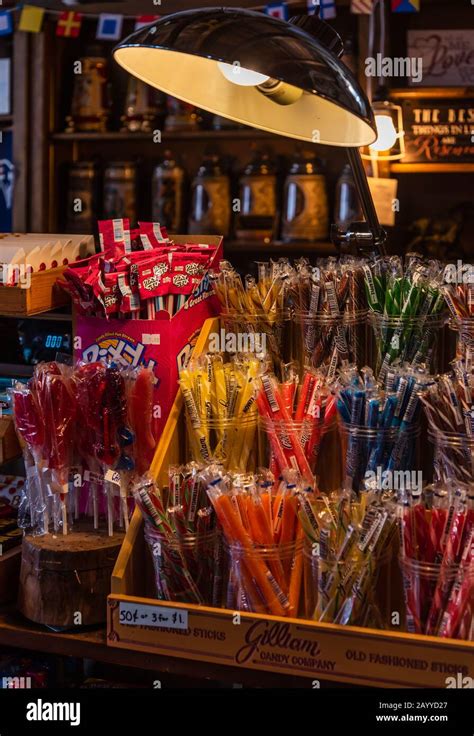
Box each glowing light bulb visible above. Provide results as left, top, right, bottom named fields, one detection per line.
left=217, top=61, right=270, bottom=87
left=370, top=114, right=398, bottom=152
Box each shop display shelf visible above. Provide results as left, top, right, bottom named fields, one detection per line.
left=107, top=317, right=474, bottom=689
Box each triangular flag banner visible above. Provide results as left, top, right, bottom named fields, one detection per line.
left=135, top=15, right=160, bottom=31
left=56, top=11, right=82, bottom=38
left=391, top=0, right=420, bottom=11
left=351, top=0, right=374, bottom=13
left=19, top=5, right=45, bottom=34
left=0, top=11, right=13, bottom=37
left=265, top=2, right=289, bottom=21
left=96, top=14, right=123, bottom=41
left=307, top=0, right=319, bottom=15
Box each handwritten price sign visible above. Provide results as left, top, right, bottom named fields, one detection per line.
left=119, top=602, right=188, bottom=630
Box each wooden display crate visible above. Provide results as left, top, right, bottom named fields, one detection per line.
left=0, top=417, right=21, bottom=465
left=0, top=266, right=69, bottom=316
left=107, top=318, right=474, bottom=688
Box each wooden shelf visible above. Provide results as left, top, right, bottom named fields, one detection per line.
left=390, top=87, right=474, bottom=100
left=225, top=240, right=337, bottom=255
left=0, top=363, right=33, bottom=378
left=391, top=163, right=474, bottom=173
left=51, top=129, right=276, bottom=143
left=0, top=607, right=312, bottom=687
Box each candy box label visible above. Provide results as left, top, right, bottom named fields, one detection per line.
left=75, top=236, right=222, bottom=438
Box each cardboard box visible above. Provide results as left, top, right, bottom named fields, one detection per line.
left=75, top=236, right=222, bottom=437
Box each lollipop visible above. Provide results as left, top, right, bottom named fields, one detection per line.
left=72, top=362, right=107, bottom=529
left=11, top=383, right=48, bottom=533
left=128, top=366, right=156, bottom=475
left=33, top=363, right=76, bottom=534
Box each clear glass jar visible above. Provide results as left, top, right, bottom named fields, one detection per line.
left=258, top=415, right=337, bottom=485
left=368, top=312, right=447, bottom=379
left=294, top=308, right=369, bottom=374
left=303, top=538, right=396, bottom=628
left=144, top=523, right=222, bottom=606
left=219, top=309, right=294, bottom=380
left=399, top=555, right=474, bottom=639
left=338, top=422, right=421, bottom=495
left=428, top=429, right=474, bottom=486
left=185, top=414, right=259, bottom=474
left=226, top=539, right=304, bottom=617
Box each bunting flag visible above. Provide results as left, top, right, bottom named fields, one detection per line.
left=19, top=5, right=45, bottom=34
left=350, top=0, right=374, bottom=13
left=319, top=0, right=337, bottom=19
left=56, top=11, right=82, bottom=38
left=265, top=2, right=289, bottom=21
left=135, top=15, right=160, bottom=31
left=0, top=11, right=13, bottom=37
left=392, top=0, right=420, bottom=11
left=96, top=13, right=123, bottom=41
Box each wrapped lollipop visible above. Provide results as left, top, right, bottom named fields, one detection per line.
left=11, top=382, right=48, bottom=534
left=72, top=361, right=107, bottom=529
left=33, top=362, right=76, bottom=534
left=95, top=364, right=135, bottom=535
left=127, top=366, right=157, bottom=475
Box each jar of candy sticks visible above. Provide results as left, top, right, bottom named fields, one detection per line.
left=428, top=429, right=474, bottom=485
left=294, top=309, right=369, bottom=378
left=185, top=414, right=260, bottom=474
left=338, top=423, right=421, bottom=495
left=225, top=539, right=304, bottom=617
left=398, top=556, right=473, bottom=640
left=302, top=529, right=398, bottom=628
left=368, top=312, right=447, bottom=380
left=144, top=523, right=222, bottom=606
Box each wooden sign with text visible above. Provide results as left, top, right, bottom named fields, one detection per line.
left=108, top=595, right=474, bottom=689
left=400, top=97, right=474, bottom=164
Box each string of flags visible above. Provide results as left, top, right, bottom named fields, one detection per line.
left=0, top=5, right=161, bottom=39
left=0, top=0, right=422, bottom=38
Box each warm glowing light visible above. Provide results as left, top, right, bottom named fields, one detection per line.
left=217, top=61, right=270, bottom=87
left=369, top=113, right=398, bottom=152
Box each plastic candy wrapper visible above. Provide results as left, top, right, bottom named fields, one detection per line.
left=256, top=366, right=336, bottom=483
left=363, top=254, right=447, bottom=379
left=299, top=487, right=398, bottom=629
left=335, top=364, right=432, bottom=494
left=420, top=356, right=474, bottom=486
left=397, top=483, right=474, bottom=639
left=133, top=470, right=220, bottom=605
left=288, top=256, right=368, bottom=375
left=59, top=219, right=217, bottom=320
left=203, top=465, right=305, bottom=617
left=179, top=354, right=260, bottom=473
left=11, top=359, right=158, bottom=537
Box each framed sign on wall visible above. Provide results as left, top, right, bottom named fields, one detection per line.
left=407, top=30, right=474, bottom=87
left=396, top=95, right=474, bottom=165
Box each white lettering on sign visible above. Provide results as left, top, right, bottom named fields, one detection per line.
left=119, top=602, right=188, bottom=630
left=143, top=334, right=160, bottom=345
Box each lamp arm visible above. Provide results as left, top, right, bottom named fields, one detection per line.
left=346, top=147, right=387, bottom=256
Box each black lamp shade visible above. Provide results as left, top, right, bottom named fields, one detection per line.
left=113, top=8, right=376, bottom=147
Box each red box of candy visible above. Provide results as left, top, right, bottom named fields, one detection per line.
left=61, top=220, right=222, bottom=440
